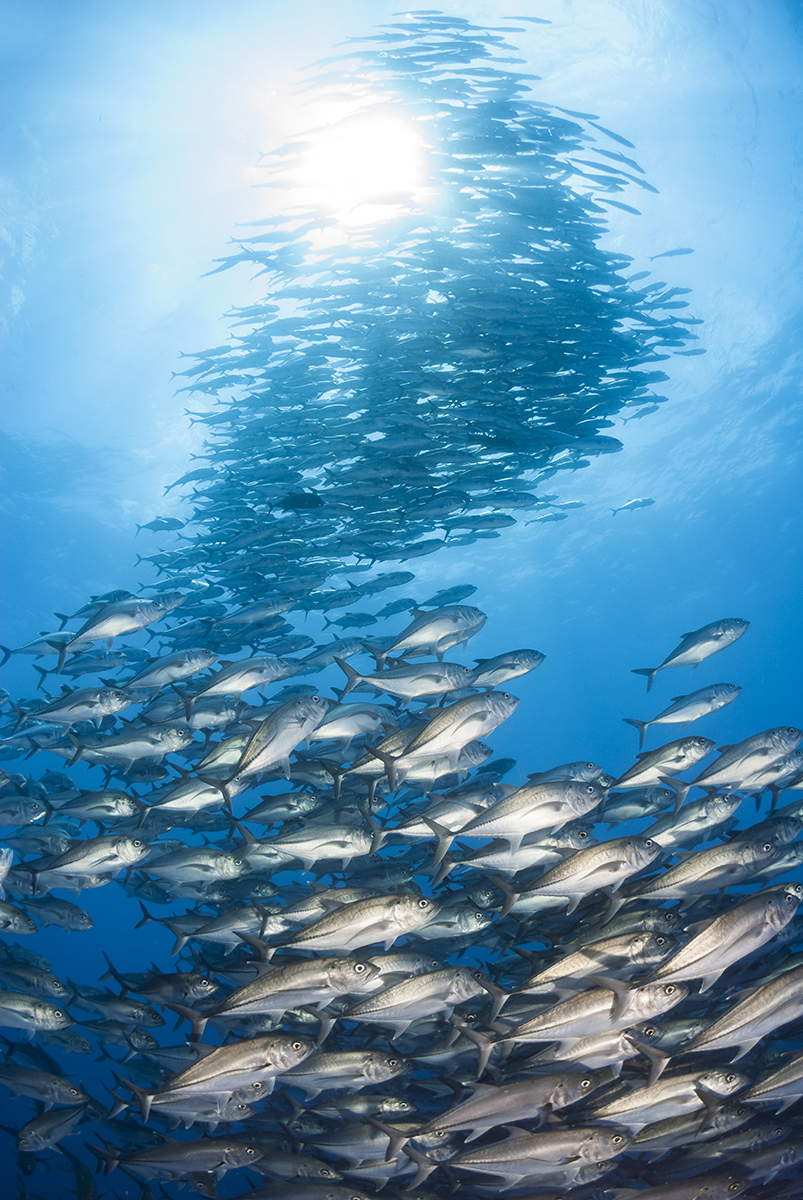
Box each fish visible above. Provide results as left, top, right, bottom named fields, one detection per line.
left=632, top=619, right=750, bottom=691
left=0, top=11, right=789, bottom=1197
left=610, top=496, right=655, bottom=514
left=623, top=683, right=742, bottom=748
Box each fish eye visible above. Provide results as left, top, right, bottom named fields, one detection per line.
left=292, top=1041, right=303, bottom=1050
left=581, top=1078, right=592, bottom=1088
left=54, top=1011, right=64, bottom=1018
left=763, top=843, right=773, bottom=851
left=643, top=1026, right=657, bottom=1036
left=70, top=1087, right=79, bottom=1095
left=726, top=1074, right=737, bottom=1082
left=200, top=979, right=213, bottom=988
left=387, top=1058, right=398, bottom=1067
left=246, top=1147, right=258, bottom=1156
left=644, top=839, right=655, bottom=848
left=664, top=985, right=676, bottom=995
left=612, top=1135, right=624, bottom=1145
left=354, top=963, right=367, bottom=973
left=585, top=785, right=595, bottom=794
left=655, top=937, right=665, bottom=946
left=577, top=830, right=588, bottom=838
left=417, top=899, right=430, bottom=908
left=233, top=859, right=243, bottom=866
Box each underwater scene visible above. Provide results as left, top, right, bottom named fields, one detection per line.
left=2, top=1, right=803, bottom=1197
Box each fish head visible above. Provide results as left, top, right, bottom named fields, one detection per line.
left=119, top=837, right=150, bottom=865
left=272, top=1033, right=315, bottom=1071
left=721, top=617, right=751, bottom=638
left=633, top=979, right=690, bottom=1019
left=129, top=1028, right=160, bottom=1052
left=489, top=691, right=520, bottom=719
left=553, top=1069, right=603, bottom=1107
left=154, top=591, right=187, bottom=612
left=184, top=975, right=219, bottom=1002
left=218, top=853, right=248, bottom=879
left=366, top=1051, right=409, bottom=1083
left=708, top=792, right=742, bottom=821
left=37, top=1002, right=74, bottom=1030
left=569, top=782, right=606, bottom=816
left=629, top=836, right=663, bottom=868
left=161, top=726, right=195, bottom=751
left=586, top=1125, right=633, bottom=1160
left=683, top=736, right=717, bottom=761
left=396, top=893, right=441, bottom=930
left=635, top=932, right=680, bottom=965
left=327, top=957, right=382, bottom=992
left=767, top=890, right=802, bottom=929
left=699, top=1066, right=750, bottom=1096
left=772, top=726, right=803, bottom=753
left=222, top=1142, right=264, bottom=1169
left=101, top=689, right=132, bottom=712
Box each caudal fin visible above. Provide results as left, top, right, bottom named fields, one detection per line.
left=622, top=717, right=649, bottom=749
left=631, top=667, right=658, bottom=693
left=333, top=656, right=364, bottom=700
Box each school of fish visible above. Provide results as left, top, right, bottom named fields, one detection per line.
left=2, top=10, right=801, bottom=1200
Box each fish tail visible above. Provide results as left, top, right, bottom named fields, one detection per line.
left=622, top=717, right=649, bottom=749
left=401, top=1142, right=440, bottom=1189
left=333, top=656, right=363, bottom=699
left=659, top=776, right=690, bottom=812
left=170, top=682, right=194, bottom=720
left=631, top=667, right=658, bottom=692
left=32, top=664, right=50, bottom=690
left=421, top=816, right=455, bottom=866
left=166, top=1001, right=207, bottom=1043
left=364, top=1115, right=412, bottom=1162
left=67, top=733, right=86, bottom=768
left=114, top=1073, right=152, bottom=1123
left=366, top=813, right=387, bottom=853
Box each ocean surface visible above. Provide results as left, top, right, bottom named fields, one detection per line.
left=1, top=2, right=802, bottom=1196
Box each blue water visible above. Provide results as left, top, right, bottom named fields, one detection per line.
left=2, top=1, right=803, bottom=1194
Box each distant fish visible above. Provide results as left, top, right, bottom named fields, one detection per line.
left=135, top=518, right=185, bottom=535
left=610, top=497, right=655, bottom=515
left=649, top=247, right=695, bottom=260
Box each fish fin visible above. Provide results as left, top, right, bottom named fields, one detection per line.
left=166, top=1002, right=207, bottom=1043
left=631, top=667, right=658, bottom=692
left=449, top=1014, right=494, bottom=1079
left=659, top=776, right=690, bottom=812
left=431, top=854, right=456, bottom=887
left=421, top=816, right=455, bottom=866
left=698, top=970, right=724, bottom=993
left=170, top=683, right=194, bottom=720
left=363, top=1115, right=411, bottom=1162
left=588, top=972, right=632, bottom=1021
left=622, top=717, right=649, bottom=750
left=402, top=1142, right=439, bottom=1189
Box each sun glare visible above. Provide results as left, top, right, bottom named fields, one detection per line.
left=295, top=110, right=426, bottom=221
